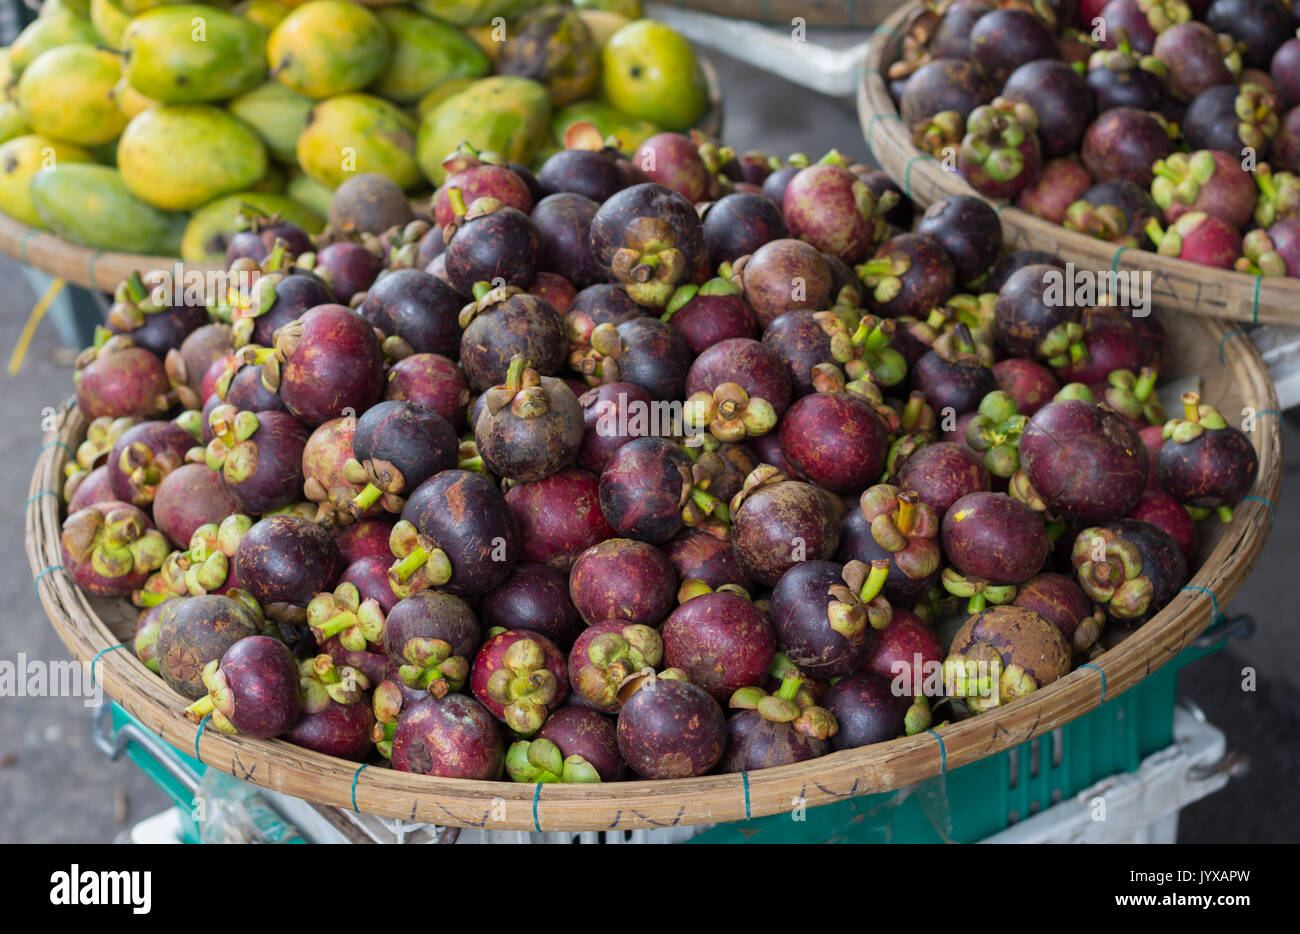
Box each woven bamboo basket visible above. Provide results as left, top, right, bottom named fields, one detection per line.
left=664, top=0, right=896, bottom=27
left=858, top=1, right=1300, bottom=326
left=0, top=61, right=724, bottom=294
left=26, top=309, right=1280, bottom=832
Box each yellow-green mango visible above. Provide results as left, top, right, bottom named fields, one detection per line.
left=410, top=0, right=538, bottom=27
left=416, top=75, right=550, bottom=186
left=233, top=0, right=291, bottom=32
left=286, top=171, right=332, bottom=218
left=267, top=1, right=391, bottom=99
left=111, top=77, right=157, bottom=119
left=122, top=0, right=195, bottom=14
left=118, top=105, right=268, bottom=211
left=0, top=50, right=14, bottom=97
left=228, top=81, right=312, bottom=164
left=0, top=134, right=93, bottom=226
left=31, top=163, right=186, bottom=253
left=123, top=4, right=267, bottom=104
left=18, top=46, right=128, bottom=147
left=370, top=8, right=489, bottom=105
left=550, top=100, right=658, bottom=154
left=90, top=0, right=132, bottom=48
left=182, top=189, right=322, bottom=262
left=9, top=13, right=100, bottom=73
left=0, top=101, right=29, bottom=144
left=40, top=0, right=93, bottom=18
left=415, top=77, right=475, bottom=122
left=297, top=92, right=419, bottom=190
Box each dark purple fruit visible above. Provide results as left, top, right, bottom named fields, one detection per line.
left=204, top=406, right=309, bottom=514
left=506, top=467, right=614, bottom=569
left=152, top=463, right=238, bottom=549
left=895, top=441, right=992, bottom=520
left=283, top=655, right=376, bottom=760
left=633, top=132, right=711, bottom=201
left=994, top=263, right=1086, bottom=365
left=929, top=1, right=993, bottom=59
left=314, top=241, right=382, bottom=305
left=358, top=269, right=463, bottom=360
left=470, top=629, right=568, bottom=733
left=986, top=250, right=1066, bottom=294
left=968, top=9, right=1057, bottom=85
left=578, top=316, right=692, bottom=401
left=1004, top=59, right=1096, bottom=157
left=532, top=192, right=604, bottom=288
left=442, top=191, right=541, bottom=294
left=220, top=350, right=287, bottom=414
left=770, top=559, right=888, bottom=678
left=662, top=279, right=758, bottom=354
left=475, top=356, right=583, bottom=482
left=824, top=671, right=911, bottom=749
left=1082, top=107, right=1172, bottom=187
left=1071, top=518, right=1187, bottom=625
left=384, top=353, right=470, bottom=430
left=942, top=492, right=1050, bottom=585
left=1205, top=0, right=1290, bottom=69
left=459, top=284, right=566, bottom=394
left=569, top=538, right=677, bottom=626
left=993, top=358, right=1060, bottom=416
left=958, top=102, right=1043, bottom=199
left=730, top=467, right=841, bottom=586
left=616, top=672, right=726, bottom=779
left=662, top=592, right=776, bottom=701
left=730, top=238, right=832, bottom=329
left=779, top=390, right=889, bottom=493
left=185, top=635, right=300, bottom=738
left=234, top=515, right=343, bottom=620
left=481, top=563, right=581, bottom=650
left=701, top=192, right=788, bottom=267
left=858, top=233, right=956, bottom=319
left=537, top=143, right=626, bottom=203
left=589, top=182, right=706, bottom=308
left=381, top=589, right=480, bottom=696
left=910, top=324, right=996, bottom=415
left=390, top=694, right=504, bottom=779
left=1088, top=42, right=1169, bottom=113
left=1156, top=392, right=1259, bottom=518
left=838, top=486, right=942, bottom=608
left=272, top=304, right=384, bottom=427
left=684, top=337, right=791, bottom=441
left=1016, top=159, right=1095, bottom=224
left=1064, top=178, right=1161, bottom=247
left=351, top=399, right=458, bottom=515
left=1013, top=571, right=1104, bottom=652
left=915, top=195, right=1002, bottom=289
left=75, top=336, right=171, bottom=420
left=527, top=706, right=625, bottom=782
left=1184, top=83, right=1278, bottom=159
left=154, top=593, right=260, bottom=699
left=107, top=418, right=199, bottom=508
left=1152, top=22, right=1237, bottom=103
left=244, top=272, right=335, bottom=349
left=1021, top=400, right=1148, bottom=521
left=567, top=621, right=663, bottom=713
left=664, top=527, right=749, bottom=591
left=782, top=158, right=890, bottom=263
left=599, top=437, right=724, bottom=543
left=899, top=58, right=996, bottom=129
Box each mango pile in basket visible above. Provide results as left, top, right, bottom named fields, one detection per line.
left=0, top=0, right=708, bottom=261
left=889, top=0, right=1300, bottom=277
left=61, top=120, right=1259, bottom=783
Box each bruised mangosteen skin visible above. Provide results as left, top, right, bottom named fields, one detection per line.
left=900, top=58, right=995, bottom=127
left=1012, top=572, right=1099, bottom=648
left=616, top=677, right=727, bottom=780
left=662, top=592, right=777, bottom=702
left=1020, top=401, right=1149, bottom=521
left=390, top=694, right=504, bottom=779
left=569, top=538, right=677, bottom=627
left=823, top=672, right=911, bottom=750
left=400, top=470, right=520, bottom=597
left=234, top=515, right=344, bottom=614
left=731, top=480, right=841, bottom=587
left=155, top=595, right=259, bottom=699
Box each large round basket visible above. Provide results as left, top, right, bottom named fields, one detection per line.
left=663, top=0, right=896, bottom=27
left=858, top=1, right=1300, bottom=326
left=26, top=312, right=1280, bottom=832
left=0, top=61, right=724, bottom=294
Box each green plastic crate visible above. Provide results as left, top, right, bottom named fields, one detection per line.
left=104, top=704, right=206, bottom=844
left=689, top=617, right=1241, bottom=844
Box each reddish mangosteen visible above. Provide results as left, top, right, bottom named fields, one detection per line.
left=1205, top=0, right=1290, bottom=69
left=383, top=353, right=470, bottom=431
left=730, top=238, right=832, bottom=329
left=532, top=192, right=604, bottom=288
left=358, top=268, right=464, bottom=360
left=332, top=516, right=394, bottom=565
left=1274, top=35, right=1300, bottom=110
left=469, top=629, right=568, bottom=734
left=661, top=278, right=758, bottom=355
left=664, top=527, right=749, bottom=592
left=721, top=670, right=836, bottom=771
left=661, top=591, right=776, bottom=701
left=481, top=563, right=581, bottom=650
left=282, top=655, right=375, bottom=760
left=576, top=317, right=693, bottom=401
left=75, top=336, right=170, bottom=420
left=1012, top=572, right=1104, bottom=653
left=68, top=465, right=116, bottom=513
left=565, top=283, right=647, bottom=368
left=1156, top=392, right=1259, bottom=520
left=218, top=348, right=287, bottom=414
left=1081, top=108, right=1172, bottom=187
left=994, top=264, right=1086, bottom=367
left=942, top=492, right=1050, bottom=592
left=568, top=621, right=663, bottom=713
left=105, top=419, right=199, bottom=508
left=899, top=58, right=996, bottom=130
left=203, top=406, right=308, bottom=514
left=154, top=593, right=260, bottom=698
left=1129, top=486, right=1198, bottom=563
left=915, top=195, right=1003, bottom=289
left=434, top=144, right=533, bottom=227
left=589, top=182, right=706, bottom=308
left=683, top=338, right=790, bottom=442
left=781, top=152, right=893, bottom=262
left=1021, top=400, right=1149, bottom=521
left=838, top=486, right=941, bottom=608
left=1238, top=219, right=1300, bottom=277
left=616, top=671, right=726, bottom=779
left=387, top=469, right=518, bottom=598
left=1071, top=519, right=1187, bottom=625
left=1003, top=59, right=1096, bottom=156
left=165, top=323, right=234, bottom=410
left=1151, top=150, right=1256, bottom=228
left=270, top=304, right=384, bottom=427
left=858, top=233, right=956, bottom=320
left=599, top=437, right=728, bottom=544
left=993, top=358, right=1060, bottom=416
left=234, top=515, right=343, bottom=621
left=183, top=635, right=300, bottom=738
left=1151, top=22, right=1237, bottom=103
left=459, top=284, right=567, bottom=393
left=299, top=415, right=378, bottom=527
left=441, top=189, right=540, bottom=293
left=770, top=559, right=889, bottom=678
left=511, top=705, right=624, bottom=782
left=943, top=605, right=1071, bottom=711
left=505, top=467, right=613, bottom=569
left=911, top=324, right=996, bottom=415
left=895, top=442, right=991, bottom=519
left=633, top=132, right=711, bottom=202
left=528, top=271, right=576, bottom=315
left=958, top=101, right=1043, bottom=200
left=389, top=694, right=504, bottom=779
left=1017, top=159, right=1095, bottom=224
left=729, top=466, right=841, bottom=586
left=778, top=390, right=889, bottom=494
left=824, top=671, right=916, bottom=748
left=865, top=607, right=944, bottom=695
left=338, top=554, right=402, bottom=616
left=380, top=589, right=480, bottom=698
left=1057, top=312, right=1142, bottom=384
left=61, top=500, right=168, bottom=598
left=1184, top=83, right=1278, bottom=159
left=1146, top=211, right=1242, bottom=268
left=152, top=463, right=238, bottom=548
left=133, top=600, right=173, bottom=673
left=239, top=272, right=336, bottom=349
left=569, top=538, right=677, bottom=627
left=475, top=356, right=583, bottom=482
left=700, top=192, right=788, bottom=267
left=314, top=241, right=382, bottom=305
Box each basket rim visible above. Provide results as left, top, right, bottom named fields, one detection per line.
left=26, top=311, right=1280, bottom=832
left=857, top=2, right=1300, bottom=326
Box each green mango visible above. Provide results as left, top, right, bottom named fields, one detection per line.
left=90, top=0, right=132, bottom=49
left=40, top=0, right=93, bottom=18
left=550, top=100, right=659, bottom=154
left=415, top=77, right=476, bottom=122
left=228, top=81, right=313, bottom=164
left=410, top=0, right=538, bottom=27
left=267, top=0, right=390, bottom=100
left=286, top=171, right=333, bottom=219
left=117, top=104, right=267, bottom=211
left=297, top=92, right=420, bottom=190
left=18, top=46, right=128, bottom=147
left=370, top=8, right=489, bottom=105
left=9, top=13, right=100, bottom=73
left=233, top=0, right=290, bottom=32
left=417, top=75, right=550, bottom=186
left=182, top=190, right=322, bottom=262
left=31, top=163, right=187, bottom=253
left=123, top=4, right=267, bottom=104
left=0, top=101, right=29, bottom=144
left=0, top=134, right=94, bottom=226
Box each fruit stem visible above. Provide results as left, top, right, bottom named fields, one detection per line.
left=1134, top=367, right=1157, bottom=403
left=447, top=187, right=468, bottom=220
left=125, top=270, right=146, bottom=304
left=858, top=559, right=890, bottom=604
left=185, top=695, right=214, bottom=721
left=314, top=610, right=357, bottom=641
left=896, top=491, right=918, bottom=535
left=775, top=672, right=805, bottom=702
left=472, top=281, right=492, bottom=301
left=691, top=487, right=729, bottom=524
left=392, top=547, right=429, bottom=582
left=1144, top=217, right=1166, bottom=248
left=1182, top=391, right=1200, bottom=422
left=901, top=392, right=925, bottom=430
left=505, top=354, right=529, bottom=391
left=968, top=591, right=987, bottom=613
left=1216, top=505, right=1235, bottom=523
left=350, top=482, right=383, bottom=515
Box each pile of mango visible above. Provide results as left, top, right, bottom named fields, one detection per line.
left=0, top=0, right=710, bottom=261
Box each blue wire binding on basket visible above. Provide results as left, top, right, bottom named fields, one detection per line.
left=25, top=490, right=58, bottom=507
left=741, top=769, right=752, bottom=819
left=926, top=728, right=947, bottom=774
left=34, top=564, right=63, bottom=585
left=1181, top=585, right=1219, bottom=621
left=194, top=713, right=211, bottom=762
left=1077, top=663, right=1106, bottom=705
left=533, top=782, right=543, bottom=833
left=90, top=644, right=126, bottom=688
left=351, top=763, right=368, bottom=812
